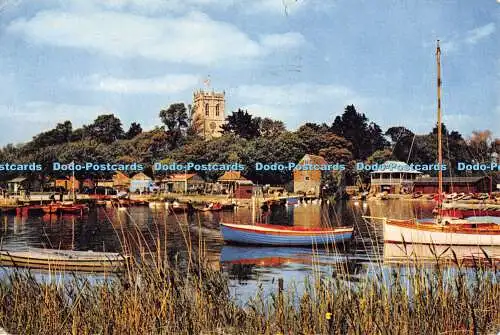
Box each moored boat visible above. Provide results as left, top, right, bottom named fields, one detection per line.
left=383, top=242, right=500, bottom=265
left=220, top=223, right=354, bottom=246
left=381, top=41, right=500, bottom=247
left=0, top=248, right=129, bottom=272
left=436, top=208, right=500, bottom=219
left=383, top=218, right=500, bottom=246
left=200, top=202, right=223, bottom=212
left=41, top=203, right=88, bottom=215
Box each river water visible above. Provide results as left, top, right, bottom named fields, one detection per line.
left=0, top=200, right=498, bottom=302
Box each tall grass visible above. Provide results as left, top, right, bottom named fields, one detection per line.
left=0, top=209, right=498, bottom=334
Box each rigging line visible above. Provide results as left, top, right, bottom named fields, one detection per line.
left=405, top=133, right=417, bottom=164
left=389, top=127, right=405, bottom=156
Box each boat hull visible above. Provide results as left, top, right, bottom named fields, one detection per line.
left=0, top=248, right=128, bottom=272
left=220, top=223, right=353, bottom=246
left=383, top=219, right=500, bottom=246
left=383, top=242, right=500, bottom=265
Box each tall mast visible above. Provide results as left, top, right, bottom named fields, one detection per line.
left=436, top=40, right=443, bottom=206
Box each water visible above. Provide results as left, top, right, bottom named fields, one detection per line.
left=0, top=200, right=497, bottom=302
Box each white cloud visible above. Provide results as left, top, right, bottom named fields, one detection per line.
left=464, top=23, right=496, bottom=45
left=438, top=23, right=495, bottom=53
left=260, top=32, right=305, bottom=50
left=80, top=73, right=199, bottom=94
left=7, top=10, right=304, bottom=65
left=235, top=83, right=356, bottom=106
left=58, top=0, right=326, bottom=16
left=0, top=101, right=106, bottom=124
left=231, top=83, right=365, bottom=128
left=0, top=101, right=109, bottom=144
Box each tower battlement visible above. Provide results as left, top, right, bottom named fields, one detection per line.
left=192, top=89, right=226, bottom=140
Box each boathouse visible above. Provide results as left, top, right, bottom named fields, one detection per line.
left=54, top=176, right=81, bottom=192
left=413, top=176, right=493, bottom=194
left=162, top=173, right=205, bottom=193
left=293, top=154, right=327, bottom=197
left=7, top=177, right=29, bottom=194
left=370, top=161, right=421, bottom=194
left=234, top=180, right=254, bottom=199
left=112, top=172, right=130, bottom=191
left=129, top=173, right=153, bottom=193
left=218, top=171, right=251, bottom=195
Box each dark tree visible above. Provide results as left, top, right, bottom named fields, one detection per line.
left=295, top=123, right=331, bottom=154
left=385, top=126, right=415, bottom=161
left=160, top=103, right=188, bottom=132
left=258, top=117, right=286, bottom=137
left=30, top=121, right=73, bottom=148
left=125, top=122, right=143, bottom=139
left=86, top=114, right=124, bottom=144
left=159, top=103, right=189, bottom=149
left=331, top=105, right=387, bottom=159
left=221, top=109, right=260, bottom=140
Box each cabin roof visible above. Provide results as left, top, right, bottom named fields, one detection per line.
left=218, top=171, right=248, bottom=181
left=414, top=176, right=486, bottom=185
left=297, top=154, right=327, bottom=166
left=370, top=161, right=422, bottom=174
left=8, top=177, right=27, bottom=183
left=166, top=173, right=200, bottom=181
left=131, top=172, right=152, bottom=181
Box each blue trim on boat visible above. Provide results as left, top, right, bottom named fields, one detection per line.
left=220, top=225, right=353, bottom=246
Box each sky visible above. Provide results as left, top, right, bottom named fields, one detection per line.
left=0, top=0, right=499, bottom=145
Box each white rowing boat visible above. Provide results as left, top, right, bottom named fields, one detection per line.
left=0, top=248, right=129, bottom=272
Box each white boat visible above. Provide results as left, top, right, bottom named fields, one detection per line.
left=383, top=242, right=500, bottom=264
left=0, top=248, right=129, bottom=271
left=383, top=218, right=500, bottom=246
left=382, top=41, right=500, bottom=247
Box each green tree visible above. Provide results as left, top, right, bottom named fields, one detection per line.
left=294, top=123, right=331, bottom=154
left=468, top=130, right=493, bottom=163
left=221, top=109, right=260, bottom=139
left=125, top=122, right=143, bottom=139
left=386, top=126, right=415, bottom=161
left=29, top=121, right=73, bottom=149
left=159, top=103, right=189, bottom=149
left=331, top=105, right=387, bottom=159
left=86, top=114, right=124, bottom=144
left=317, top=133, right=353, bottom=163
left=258, top=118, right=286, bottom=138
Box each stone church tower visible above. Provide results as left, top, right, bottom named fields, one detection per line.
left=192, top=90, right=225, bottom=139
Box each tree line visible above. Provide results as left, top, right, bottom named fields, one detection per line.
left=0, top=103, right=498, bottom=185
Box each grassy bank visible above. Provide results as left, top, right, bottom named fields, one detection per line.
left=0, top=250, right=498, bottom=335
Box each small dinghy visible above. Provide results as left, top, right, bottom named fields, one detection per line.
left=0, top=248, right=129, bottom=272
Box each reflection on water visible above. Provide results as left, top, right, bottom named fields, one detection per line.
left=0, top=200, right=497, bottom=301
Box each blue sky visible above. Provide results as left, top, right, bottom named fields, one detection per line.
left=0, top=0, right=498, bottom=145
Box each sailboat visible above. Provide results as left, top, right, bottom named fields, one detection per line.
left=382, top=40, right=500, bottom=246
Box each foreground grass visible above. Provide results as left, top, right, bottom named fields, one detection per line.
left=0, top=253, right=498, bottom=335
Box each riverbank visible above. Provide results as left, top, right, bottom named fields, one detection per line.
left=0, top=252, right=498, bottom=334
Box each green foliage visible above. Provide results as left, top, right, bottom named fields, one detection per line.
left=27, top=121, right=73, bottom=150
left=85, top=114, right=124, bottom=144
left=125, top=122, right=143, bottom=139
left=258, top=117, right=286, bottom=138
left=386, top=126, right=415, bottom=161
left=221, top=109, right=261, bottom=139
left=331, top=105, right=388, bottom=159
left=1, top=104, right=496, bottom=185
left=159, top=103, right=189, bottom=149
left=367, top=149, right=394, bottom=164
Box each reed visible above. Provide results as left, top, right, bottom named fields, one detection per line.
left=0, top=211, right=498, bottom=334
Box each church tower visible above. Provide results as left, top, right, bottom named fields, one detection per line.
left=192, top=90, right=225, bottom=140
